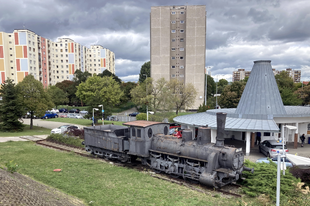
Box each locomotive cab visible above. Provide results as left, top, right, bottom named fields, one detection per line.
left=123, top=121, right=169, bottom=157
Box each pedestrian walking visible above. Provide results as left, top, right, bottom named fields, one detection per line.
left=300, top=134, right=306, bottom=147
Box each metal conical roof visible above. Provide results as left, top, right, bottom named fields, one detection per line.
left=235, top=60, right=287, bottom=118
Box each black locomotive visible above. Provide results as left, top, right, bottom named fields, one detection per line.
left=83, top=112, right=253, bottom=188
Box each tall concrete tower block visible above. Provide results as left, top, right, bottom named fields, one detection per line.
left=150, top=5, right=206, bottom=109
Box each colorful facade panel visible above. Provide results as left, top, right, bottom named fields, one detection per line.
left=0, top=59, right=4, bottom=71
left=0, top=72, right=5, bottom=83
left=14, top=33, right=19, bottom=45
left=20, top=59, right=28, bottom=71
left=0, top=33, right=3, bottom=45
left=16, top=59, right=20, bottom=71
left=0, top=46, right=3, bottom=58
left=23, top=46, right=27, bottom=58
left=68, top=53, right=74, bottom=63
left=17, top=72, right=24, bottom=82
left=18, top=32, right=27, bottom=45
left=16, top=46, right=23, bottom=58
left=100, top=49, right=106, bottom=58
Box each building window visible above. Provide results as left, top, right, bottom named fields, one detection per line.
left=180, top=48, right=184, bottom=51
left=171, top=48, right=175, bottom=51
left=60, top=44, right=62, bottom=47
left=11, top=67, right=13, bottom=69
left=171, top=66, right=175, bottom=69
left=180, top=65, right=184, bottom=69
left=180, top=38, right=184, bottom=42
left=66, top=65, right=68, bottom=68
left=180, top=11, right=184, bottom=14
left=180, top=29, right=184, bottom=33
left=172, top=38, right=176, bottom=42
left=172, top=57, right=175, bottom=60
left=171, top=21, right=176, bottom=24
left=29, top=47, right=31, bottom=51
left=94, top=64, right=96, bottom=66
left=10, top=48, right=12, bottom=50
left=171, top=74, right=176, bottom=78
left=65, top=49, right=68, bottom=52
left=180, top=74, right=184, bottom=77
left=171, top=11, right=176, bottom=15
left=180, top=20, right=185, bottom=24
left=9, top=41, right=12, bottom=44
left=180, top=57, right=184, bottom=60
left=171, top=30, right=176, bottom=33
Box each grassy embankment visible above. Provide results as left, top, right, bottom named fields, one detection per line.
left=0, top=141, right=253, bottom=206
left=0, top=125, right=51, bottom=137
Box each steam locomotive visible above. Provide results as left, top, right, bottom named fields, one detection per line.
left=83, top=112, right=253, bottom=188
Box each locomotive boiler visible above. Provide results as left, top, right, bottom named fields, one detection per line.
left=83, top=112, right=253, bottom=188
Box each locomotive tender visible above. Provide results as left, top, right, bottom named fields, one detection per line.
left=83, top=112, right=253, bottom=188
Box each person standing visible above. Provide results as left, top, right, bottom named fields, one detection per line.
left=300, top=134, right=306, bottom=147
left=256, top=132, right=261, bottom=145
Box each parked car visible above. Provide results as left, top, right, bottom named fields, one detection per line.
left=23, top=112, right=37, bottom=119
left=259, top=140, right=289, bottom=158
left=41, top=112, right=58, bottom=119
left=66, top=113, right=76, bottom=118
left=50, top=108, right=59, bottom=113
left=59, top=113, right=67, bottom=118
left=256, top=157, right=293, bottom=168
left=149, top=111, right=155, bottom=115
left=75, top=114, right=84, bottom=119
left=51, top=125, right=80, bottom=134
left=129, top=112, right=139, bottom=117
left=59, top=108, right=68, bottom=113
left=80, top=110, right=88, bottom=114
left=106, top=115, right=119, bottom=121
left=69, top=108, right=80, bottom=113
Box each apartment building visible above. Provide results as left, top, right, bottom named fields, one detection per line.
left=86, top=45, right=115, bottom=75
left=232, top=69, right=251, bottom=82
left=0, top=29, right=115, bottom=86
left=286, top=68, right=301, bottom=83
left=150, top=5, right=206, bottom=109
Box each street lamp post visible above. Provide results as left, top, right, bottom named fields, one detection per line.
left=92, top=108, right=99, bottom=126
left=143, top=74, right=148, bottom=121
left=98, top=105, right=104, bottom=125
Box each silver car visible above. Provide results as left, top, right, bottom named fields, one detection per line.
left=259, top=140, right=289, bottom=158
left=66, top=113, right=76, bottom=118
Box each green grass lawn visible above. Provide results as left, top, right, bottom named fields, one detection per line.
left=0, top=125, right=51, bottom=137
left=0, top=141, right=251, bottom=206
left=44, top=118, right=124, bottom=126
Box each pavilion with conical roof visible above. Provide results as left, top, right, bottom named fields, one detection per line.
left=174, top=60, right=310, bottom=155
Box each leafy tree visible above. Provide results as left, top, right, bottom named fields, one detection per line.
left=0, top=79, right=24, bottom=131
left=294, top=84, right=310, bottom=105
left=120, top=82, right=137, bottom=103
left=76, top=75, right=123, bottom=119
left=218, top=81, right=246, bottom=108
left=206, top=75, right=216, bottom=97
left=47, top=86, right=69, bottom=108
left=55, top=80, right=77, bottom=105
left=275, top=71, right=301, bottom=105
left=97, top=69, right=122, bottom=84
left=131, top=77, right=170, bottom=114
left=138, top=61, right=150, bottom=83
left=73, top=70, right=92, bottom=84
left=167, top=79, right=197, bottom=115
left=217, top=78, right=229, bottom=94
left=17, top=75, right=54, bottom=129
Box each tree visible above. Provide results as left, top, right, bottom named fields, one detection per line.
left=97, top=69, right=122, bottom=84
left=138, top=61, right=150, bottom=83
left=167, top=79, right=197, bottom=115
left=131, top=77, right=170, bottom=114
left=47, top=86, right=69, bottom=108
left=218, top=81, right=246, bottom=108
left=0, top=79, right=24, bottom=131
left=217, top=78, right=229, bottom=94
left=17, top=75, right=54, bottom=129
left=120, top=81, right=137, bottom=103
left=76, top=75, right=123, bottom=119
left=73, top=70, right=92, bottom=84
left=295, top=85, right=310, bottom=105
left=275, top=71, right=301, bottom=105
left=55, top=80, right=77, bottom=105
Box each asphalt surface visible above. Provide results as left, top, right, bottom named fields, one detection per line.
left=22, top=118, right=85, bottom=130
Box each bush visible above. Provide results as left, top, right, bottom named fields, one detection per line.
left=290, top=166, right=310, bottom=185
left=65, top=128, right=84, bottom=139
left=239, top=159, right=302, bottom=203
left=136, top=113, right=147, bottom=120
left=168, top=114, right=178, bottom=123
left=46, top=133, right=84, bottom=148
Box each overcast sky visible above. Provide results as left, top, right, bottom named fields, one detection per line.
left=1, top=0, right=309, bottom=82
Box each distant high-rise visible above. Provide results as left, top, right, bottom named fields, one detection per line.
left=232, top=69, right=250, bottom=82
left=150, top=5, right=206, bottom=109
left=0, top=29, right=115, bottom=86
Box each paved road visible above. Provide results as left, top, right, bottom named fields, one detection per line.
left=22, top=118, right=85, bottom=129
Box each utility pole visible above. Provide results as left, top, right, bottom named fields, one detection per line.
left=143, top=74, right=148, bottom=121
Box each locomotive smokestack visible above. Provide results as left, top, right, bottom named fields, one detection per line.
left=215, top=112, right=227, bottom=147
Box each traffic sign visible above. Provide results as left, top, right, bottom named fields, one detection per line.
left=102, top=110, right=104, bottom=113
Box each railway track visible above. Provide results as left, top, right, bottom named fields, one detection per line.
left=36, top=140, right=243, bottom=198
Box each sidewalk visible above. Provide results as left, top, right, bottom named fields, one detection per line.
left=0, top=135, right=48, bottom=143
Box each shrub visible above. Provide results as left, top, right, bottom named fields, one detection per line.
left=168, top=114, right=178, bottom=123
left=46, top=133, right=84, bottom=148
left=136, top=113, right=147, bottom=120
left=239, top=159, right=302, bottom=203
left=65, top=128, right=84, bottom=139
left=5, top=160, right=18, bottom=173
left=290, top=166, right=310, bottom=184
